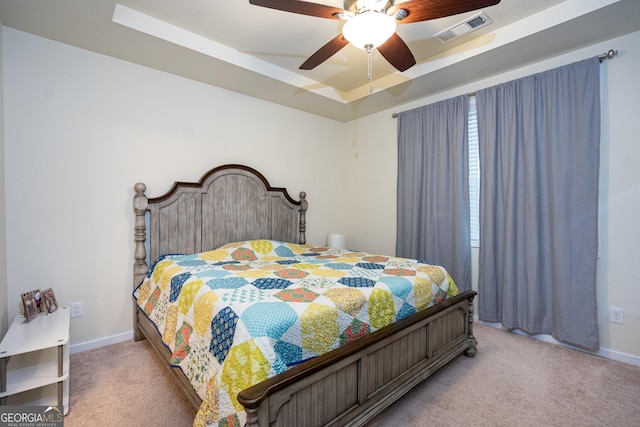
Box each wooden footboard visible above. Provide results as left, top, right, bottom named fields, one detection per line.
left=134, top=290, right=476, bottom=426
left=238, top=290, right=477, bottom=427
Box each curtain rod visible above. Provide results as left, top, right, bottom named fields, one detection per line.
left=391, top=49, right=618, bottom=118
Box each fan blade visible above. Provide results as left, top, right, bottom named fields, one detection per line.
left=377, top=33, right=416, bottom=72
left=249, top=0, right=344, bottom=20
left=299, top=34, right=349, bottom=70
left=389, top=0, right=501, bottom=24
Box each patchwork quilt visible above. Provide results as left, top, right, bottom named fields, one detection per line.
left=134, top=240, right=458, bottom=427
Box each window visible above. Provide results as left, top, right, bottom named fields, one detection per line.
left=468, top=96, right=480, bottom=247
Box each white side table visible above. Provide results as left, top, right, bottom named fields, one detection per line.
left=0, top=307, right=70, bottom=414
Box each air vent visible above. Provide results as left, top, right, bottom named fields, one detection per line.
left=433, top=12, right=493, bottom=44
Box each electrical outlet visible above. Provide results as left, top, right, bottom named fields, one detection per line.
left=70, top=301, right=83, bottom=318
left=609, top=306, right=624, bottom=324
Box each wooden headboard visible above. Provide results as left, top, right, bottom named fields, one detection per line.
left=132, top=164, right=308, bottom=308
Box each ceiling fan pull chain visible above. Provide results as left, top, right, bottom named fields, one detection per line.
left=366, top=43, right=374, bottom=93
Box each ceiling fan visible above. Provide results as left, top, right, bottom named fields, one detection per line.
left=249, top=0, right=501, bottom=72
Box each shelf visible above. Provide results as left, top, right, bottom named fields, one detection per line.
left=0, top=308, right=70, bottom=358
left=0, top=307, right=70, bottom=413
left=0, top=349, right=69, bottom=398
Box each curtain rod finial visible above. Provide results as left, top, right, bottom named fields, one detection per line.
left=599, top=49, right=618, bottom=62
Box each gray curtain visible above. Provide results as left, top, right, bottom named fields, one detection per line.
left=396, top=95, right=471, bottom=291
left=476, top=57, right=601, bottom=350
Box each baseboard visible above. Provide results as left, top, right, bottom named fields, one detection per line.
left=476, top=319, right=640, bottom=367
left=595, top=346, right=640, bottom=367
left=70, top=330, right=133, bottom=354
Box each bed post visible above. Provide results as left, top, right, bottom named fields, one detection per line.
left=464, top=296, right=478, bottom=357
left=298, top=191, right=307, bottom=245
left=133, top=182, right=149, bottom=341
left=244, top=407, right=259, bottom=427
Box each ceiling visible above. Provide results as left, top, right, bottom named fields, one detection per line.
left=0, top=0, right=638, bottom=122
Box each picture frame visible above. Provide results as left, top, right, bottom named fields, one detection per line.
left=33, top=289, right=47, bottom=314
left=42, top=288, right=59, bottom=313
left=21, top=290, right=39, bottom=320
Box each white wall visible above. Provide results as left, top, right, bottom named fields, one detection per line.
left=344, top=31, right=640, bottom=361
left=2, top=28, right=347, bottom=346
left=0, top=21, right=7, bottom=337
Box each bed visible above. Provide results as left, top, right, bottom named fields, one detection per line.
left=132, top=164, right=477, bottom=427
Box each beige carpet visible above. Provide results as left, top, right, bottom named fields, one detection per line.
left=64, top=324, right=640, bottom=427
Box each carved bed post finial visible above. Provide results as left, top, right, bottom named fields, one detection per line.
left=298, top=191, right=307, bottom=245
left=133, top=182, right=149, bottom=341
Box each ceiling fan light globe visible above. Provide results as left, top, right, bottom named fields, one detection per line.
left=343, top=11, right=397, bottom=50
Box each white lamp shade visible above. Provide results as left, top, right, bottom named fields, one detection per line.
left=327, top=233, right=346, bottom=249
left=342, top=11, right=397, bottom=49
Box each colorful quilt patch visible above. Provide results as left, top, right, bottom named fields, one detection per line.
left=231, top=247, right=257, bottom=261
left=274, top=287, right=319, bottom=303
left=170, top=321, right=193, bottom=365
left=143, top=285, right=161, bottom=316
left=273, top=340, right=303, bottom=367
left=206, top=277, right=248, bottom=290
left=210, top=307, right=239, bottom=364
left=338, top=276, right=376, bottom=288
left=241, top=302, right=298, bottom=340
left=251, top=277, right=291, bottom=290
left=274, top=268, right=309, bottom=280
left=170, top=272, right=191, bottom=302
left=355, top=262, right=385, bottom=270
left=340, top=318, right=370, bottom=346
